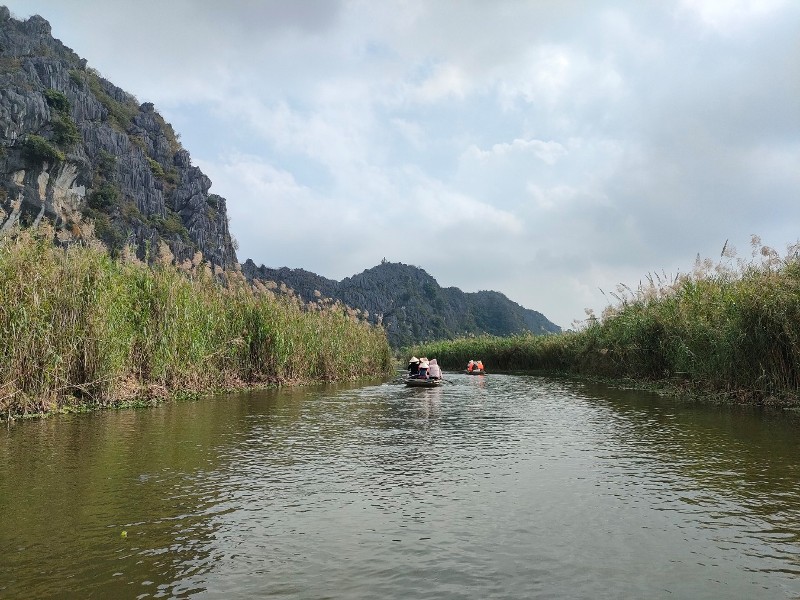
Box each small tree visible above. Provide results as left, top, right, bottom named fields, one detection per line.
left=22, top=135, right=64, bottom=163
left=44, top=89, right=70, bottom=113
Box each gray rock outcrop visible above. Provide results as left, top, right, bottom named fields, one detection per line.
left=0, top=6, right=237, bottom=268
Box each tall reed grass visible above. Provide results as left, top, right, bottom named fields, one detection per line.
left=410, top=237, right=800, bottom=406
left=0, top=226, right=393, bottom=419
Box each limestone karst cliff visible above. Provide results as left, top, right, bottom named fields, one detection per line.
left=0, top=7, right=237, bottom=268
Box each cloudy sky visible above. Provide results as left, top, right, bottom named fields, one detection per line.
left=5, top=1, right=799, bottom=328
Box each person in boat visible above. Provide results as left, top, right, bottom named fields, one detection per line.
left=418, top=358, right=430, bottom=379
left=408, top=356, right=420, bottom=376
left=428, top=358, right=442, bottom=380
left=476, top=360, right=484, bottom=372
left=467, top=359, right=475, bottom=373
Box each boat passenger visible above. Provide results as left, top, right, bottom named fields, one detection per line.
left=418, top=358, right=430, bottom=379
left=476, top=360, right=484, bottom=372
left=428, top=358, right=442, bottom=380
left=467, top=360, right=475, bottom=372
left=408, top=356, right=420, bottom=376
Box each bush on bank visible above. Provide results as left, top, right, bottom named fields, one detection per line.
left=410, top=238, right=800, bottom=406
left=0, top=227, right=393, bottom=419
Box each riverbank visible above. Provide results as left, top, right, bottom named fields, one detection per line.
left=410, top=238, right=800, bottom=408
left=0, top=227, right=394, bottom=421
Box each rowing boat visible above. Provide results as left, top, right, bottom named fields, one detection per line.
left=405, top=378, right=443, bottom=388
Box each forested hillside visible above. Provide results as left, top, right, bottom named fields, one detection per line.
left=242, top=259, right=560, bottom=347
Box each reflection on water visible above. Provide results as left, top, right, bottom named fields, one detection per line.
left=2, top=375, right=800, bottom=599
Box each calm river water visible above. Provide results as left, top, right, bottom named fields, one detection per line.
left=2, top=373, right=800, bottom=599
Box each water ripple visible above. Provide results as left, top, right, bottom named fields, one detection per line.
left=2, top=374, right=800, bottom=598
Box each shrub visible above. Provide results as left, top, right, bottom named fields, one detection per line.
left=121, top=201, right=142, bottom=220
left=150, top=209, right=189, bottom=242
left=0, top=57, right=21, bottom=73
left=164, top=169, right=179, bottom=185
left=68, top=69, right=84, bottom=88
left=52, top=116, right=80, bottom=147
left=44, top=89, right=70, bottom=113
left=87, top=183, right=120, bottom=210
left=146, top=156, right=165, bottom=179
left=82, top=209, right=126, bottom=253
left=84, top=70, right=138, bottom=131
left=22, top=135, right=64, bottom=163
left=97, top=150, right=117, bottom=179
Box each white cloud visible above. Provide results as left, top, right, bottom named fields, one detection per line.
left=678, top=0, right=790, bottom=33
left=526, top=184, right=589, bottom=211
left=389, top=118, right=427, bottom=149
left=465, top=138, right=567, bottom=165
left=408, top=63, right=471, bottom=103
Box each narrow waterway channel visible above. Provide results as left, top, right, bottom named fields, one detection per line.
left=2, top=373, right=800, bottom=599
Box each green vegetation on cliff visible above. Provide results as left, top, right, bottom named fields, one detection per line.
left=412, top=237, right=800, bottom=407
left=0, top=227, right=393, bottom=420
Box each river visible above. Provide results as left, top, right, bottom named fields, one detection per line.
left=2, top=373, right=800, bottom=599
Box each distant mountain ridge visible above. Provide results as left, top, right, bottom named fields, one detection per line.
left=242, top=259, right=561, bottom=347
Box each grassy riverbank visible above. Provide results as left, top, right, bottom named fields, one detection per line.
left=411, top=238, right=800, bottom=407
left=0, top=227, right=393, bottom=420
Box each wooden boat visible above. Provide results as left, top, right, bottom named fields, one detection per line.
left=405, top=377, right=443, bottom=388
left=466, top=369, right=485, bottom=375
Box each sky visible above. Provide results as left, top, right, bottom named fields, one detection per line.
left=5, top=0, right=799, bottom=329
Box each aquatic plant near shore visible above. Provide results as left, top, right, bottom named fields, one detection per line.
left=410, top=237, right=800, bottom=406
left=0, top=226, right=393, bottom=419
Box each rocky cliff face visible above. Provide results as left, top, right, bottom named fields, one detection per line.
left=0, top=7, right=237, bottom=268
left=242, top=259, right=561, bottom=347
